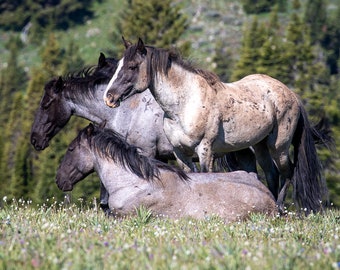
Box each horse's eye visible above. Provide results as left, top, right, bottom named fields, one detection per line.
left=129, top=65, right=137, bottom=71
left=41, top=103, right=50, bottom=110
left=41, top=96, right=54, bottom=110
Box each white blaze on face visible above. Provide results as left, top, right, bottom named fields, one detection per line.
left=103, top=57, right=125, bottom=102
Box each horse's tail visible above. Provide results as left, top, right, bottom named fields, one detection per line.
left=292, top=107, right=329, bottom=213
left=311, top=116, right=334, bottom=149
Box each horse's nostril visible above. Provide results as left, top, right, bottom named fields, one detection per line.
left=106, top=93, right=113, bottom=100
left=31, top=136, right=36, bottom=146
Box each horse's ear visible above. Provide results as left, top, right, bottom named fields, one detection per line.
left=98, top=52, right=106, bottom=68
left=122, top=36, right=132, bottom=48
left=55, top=77, right=63, bottom=93
left=137, top=38, right=147, bottom=56
left=87, top=123, right=95, bottom=136
left=99, top=120, right=107, bottom=129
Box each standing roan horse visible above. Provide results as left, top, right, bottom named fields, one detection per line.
left=30, top=52, right=256, bottom=211
left=56, top=123, right=278, bottom=222
left=104, top=38, right=329, bottom=213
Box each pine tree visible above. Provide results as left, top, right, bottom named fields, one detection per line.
left=283, top=2, right=331, bottom=117
left=284, top=11, right=314, bottom=91
left=40, top=33, right=64, bottom=77
left=0, top=0, right=97, bottom=31
left=256, top=6, right=288, bottom=80
left=0, top=36, right=27, bottom=200
left=304, top=0, right=327, bottom=44
left=60, top=41, right=85, bottom=74
left=0, top=36, right=27, bottom=128
left=321, top=3, right=340, bottom=75
left=109, top=0, right=189, bottom=56
left=241, top=0, right=280, bottom=14
left=0, top=92, right=25, bottom=199
left=231, top=17, right=266, bottom=81
left=212, top=39, right=234, bottom=82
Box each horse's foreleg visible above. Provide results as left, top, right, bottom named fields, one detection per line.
left=196, top=139, right=214, bottom=172
left=173, top=147, right=195, bottom=172
left=99, top=182, right=111, bottom=215
left=163, top=118, right=197, bottom=172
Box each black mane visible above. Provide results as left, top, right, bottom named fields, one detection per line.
left=61, top=65, right=112, bottom=100
left=54, top=56, right=118, bottom=102
left=81, top=124, right=189, bottom=182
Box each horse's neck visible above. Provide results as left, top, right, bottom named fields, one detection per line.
left=65, top=84, right=112, bottom=124
left=92, top=155, right=163, bottom=210
left=150, top=64, right=202, bottom=119
left=93, top=157, right=136, bottom=194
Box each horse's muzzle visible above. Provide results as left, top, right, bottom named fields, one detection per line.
left=30, top=134, right=49, bottom=151
left=104, top=94, right=120, bottom=108
left=55, top=178, right=73, bottom=192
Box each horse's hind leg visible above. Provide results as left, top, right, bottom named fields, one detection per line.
left=173, top=147, right=196, bottom=172
left=269, top=145, right=294, bottom=212
left=218, top=149, right=257, bottom=173
left=234, top=148, right=258, bottom=173
left=253, top=141, right=280, bottom=199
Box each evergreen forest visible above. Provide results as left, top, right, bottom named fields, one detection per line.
left=0, top=0, right=339, bottom=208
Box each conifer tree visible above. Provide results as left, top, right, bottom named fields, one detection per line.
left=0, top=37, right=27, bottom=200
left=321, top=3, right=340, bottom=75
left=109, top=0, right=189, bottom=56
left=212, top=40, right=234, bottom=82
left=40, top=33, right=64, bottom=77
left=60, top=41, right=85, bottom=74
left=231, top=17, right=266, bottom=81
left=256, top=6, right=288, bottom=80
left=0, top=92, right=25, bottom=199
left=304, top=0, right=327, bottom=44
left=0, top=36, right=27, bottom=128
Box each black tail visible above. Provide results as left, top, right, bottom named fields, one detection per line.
left=292, top=107, right=329, bottom=213
left=311, top=116, right=335, bottom=149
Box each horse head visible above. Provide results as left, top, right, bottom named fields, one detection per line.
left=55, top=123, right=95, bottom=191
left=93, top=52, right=119, bottom=79
left=104, top=38, right=150, bottom=108
left=31, top=53, right=118, bottom=151
left=30, top=77, right=72, bottom=150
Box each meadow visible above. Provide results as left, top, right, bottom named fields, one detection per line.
left=0, top=197, right=339, bottom=270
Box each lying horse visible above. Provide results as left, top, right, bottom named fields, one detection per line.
left=55, top=123, right=278, bottom=222
left=103, top=38, right=329, bottom=213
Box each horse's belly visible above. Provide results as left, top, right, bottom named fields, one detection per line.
left=215, top=114, right=274, bottom=151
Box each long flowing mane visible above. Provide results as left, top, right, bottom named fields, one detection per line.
left=82, top=125, right=189, bottom=182
left=56, top=56, right=118, bottom=102
left=124, top=44, right=223, bottom=89
left=61, top=66, right=112, bottom=101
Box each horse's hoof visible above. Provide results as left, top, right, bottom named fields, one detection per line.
left=100, top=203, right=111, bottom=215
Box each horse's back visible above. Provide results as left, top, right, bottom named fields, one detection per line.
left=174, top=171, right=278, bottom=222
left=225, top=74, right=298, bottom=109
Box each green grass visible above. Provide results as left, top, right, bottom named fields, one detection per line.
left=1, top=198, right=339, bottom=270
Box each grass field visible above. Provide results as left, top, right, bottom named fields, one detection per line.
left=0, top=198, right=339, bottom=270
